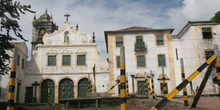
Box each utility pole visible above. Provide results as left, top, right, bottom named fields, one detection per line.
left=120, top=46, right=127, bottom=110
left=214, top=44, right=220, bottom=99
left=180, top=58, right=188, bottom=106
left=162, top=66, right=167, bottom=97
left=7, top=47, right=17, bottom=110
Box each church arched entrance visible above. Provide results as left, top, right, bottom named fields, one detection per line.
left=78, top=78, right=88, bottom=98
left=41, top=79, right=55, bottom=103
left=59, top=78, right=74, bottom=99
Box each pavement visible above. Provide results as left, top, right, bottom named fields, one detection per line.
left=172, top=96, right=220, bottom=110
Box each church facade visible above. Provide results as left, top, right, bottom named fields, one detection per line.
left=0, top=11, right=109, bottom=103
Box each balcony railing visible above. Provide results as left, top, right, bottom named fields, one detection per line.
left=134, top=41, right=147, bottom=53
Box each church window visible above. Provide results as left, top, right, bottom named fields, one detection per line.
left=205, top=50, right=214, bottom=60
left=116, top=56, right=120, bottom=68
left=156, top=35, right=164, bottom=46
left=21, top=58, right=25, bottom=69
left=48, top=55, right=56, bottom=66
left=77, top=55, right=86, bottom=66
left=202, top=27, right=213, bottom=39
left=158, top=54, right=166, bottom=66
left=17, top=55, right=20, bottom=67
left=62, top=55, right=71, bottom=66
left=136, top=55, right=146, bottom=67
left=116, top=36, right=123, bottom=47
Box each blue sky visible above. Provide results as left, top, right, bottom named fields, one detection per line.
left=15, top=0, right=220, bottom=59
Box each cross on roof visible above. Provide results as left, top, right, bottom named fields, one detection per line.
left=64, top=13, right=70, bottom=22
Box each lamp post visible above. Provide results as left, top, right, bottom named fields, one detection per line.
left=32, top=81, right=40, bottom=103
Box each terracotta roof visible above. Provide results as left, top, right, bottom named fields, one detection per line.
left=119, top=26, right=152, bottom=31
left=10, top=42, right=23, bottom=45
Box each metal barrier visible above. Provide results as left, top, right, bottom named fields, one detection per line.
left=106, top=81, right=120, bottom=93
left=150, top=55, right=216, bottom=110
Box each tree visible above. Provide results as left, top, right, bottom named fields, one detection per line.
left=210, top=11, right=220, bottom=24
left=0, top=0, right=35, bottom=75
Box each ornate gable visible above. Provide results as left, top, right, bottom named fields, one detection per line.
left=43, top=22, right=91, bottom=46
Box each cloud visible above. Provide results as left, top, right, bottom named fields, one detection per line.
left=15, top=0, right=220, bottom=59
left=167, top=0, right=220, bottom=34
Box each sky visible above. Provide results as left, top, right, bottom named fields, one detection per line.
left=14, top=0, right=220, bottom=59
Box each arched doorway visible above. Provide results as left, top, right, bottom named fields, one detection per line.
left=41, top=79, right=55, bottom=103
left=78, top=78, right=88, bottom=98
left=59, top=78, right=74, bottom=99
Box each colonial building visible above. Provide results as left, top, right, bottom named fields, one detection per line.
left=0, top=11, right=109, bottom=104
left=23, top=11, right=109, bottom=103
left=104, top=26, right=175, bottom=96
left=1, top=10, right=220, bottom=104
left=0, top=42, right=28, bottom=103
left=104, top=21, right=220, bottom=96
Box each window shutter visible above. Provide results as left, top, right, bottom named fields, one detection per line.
left=48, top=56, right=56, bottom=66
left=77, top=55, right=85, bottom=65
left=205, top=51, right=214, bottom=60
left=117, top=56, right=120, bottom=68
left=137, top=55, right=145, bottom=67
left=116, top=37, right=123, bottom=47
left=156, top=35, right=164, bottom=45
left=63, top=55, right=70, bottom=65
left=158, top=55, right=165, bottom=66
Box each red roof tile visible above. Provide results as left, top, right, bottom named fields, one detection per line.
left=119, top=26, right=152, bottom=31
left=10, top=42, right=23, bottom=45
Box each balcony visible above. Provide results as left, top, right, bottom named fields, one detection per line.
left=134, top=41, right=147, bottom=53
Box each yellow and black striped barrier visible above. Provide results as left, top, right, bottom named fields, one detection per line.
left=91, top=84, right=93, bottom=93
left=214, top=44, right=220, bottom=99
left=73, top=91, right=75, bottom=98
left=162, top=67, right=167, bottom=97
left=180, top=58, right=188, bottom=106
left=150, top=55, right=216, bottom=110
left=150, top=73, right=156, bottom=99
left=120, top=46, right=127, bottom=110
left=145, top=76, right=148, bottom=96
left=106, top=81, right=120, bottom=93
left=216, top=59, right=220, bottom=99
left=126, top=78, right=129, bottom=94
left=7, top=64, right=16, bottom=110
left=191, top=59, right=216, bottom=108
left=147, top=78, right=152, bottom=96
left=88, top=79, right=91, bottom=93
left=215, top=59, right=220, bottom=99
left=48, top=89, right=50, bottom=103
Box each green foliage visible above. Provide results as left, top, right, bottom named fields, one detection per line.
left=210, top=11, right=220, bottom=24
left=0, top=0, right=35, bottom=75
left=32, top=18, right=42, bottom=26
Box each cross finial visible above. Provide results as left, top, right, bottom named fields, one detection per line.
left=64, top=13, right=70, bottom=22
left=92, top=32, right=95, bottom=43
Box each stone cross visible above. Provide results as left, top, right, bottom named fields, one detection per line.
left=64, top=13, right=70, bottom=22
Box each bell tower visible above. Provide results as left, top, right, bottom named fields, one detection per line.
left=31, top=9, right=58, bottom=55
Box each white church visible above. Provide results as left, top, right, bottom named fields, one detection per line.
left=0, top=10, right=220, bottom=103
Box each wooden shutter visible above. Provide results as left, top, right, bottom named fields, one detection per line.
left=158, top=55, right=166, bottom=66
left=62, top=55, right=70, bottom=66
left=117, top=56, right=120, bottom=68
left=137, top=55, right=145, bottom=67
left=156, top=35, right=164, bottom=45
left=116, top=37, right=123, bottom=47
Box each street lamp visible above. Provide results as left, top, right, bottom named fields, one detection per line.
left=32, top=81, right=40, bottom=103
